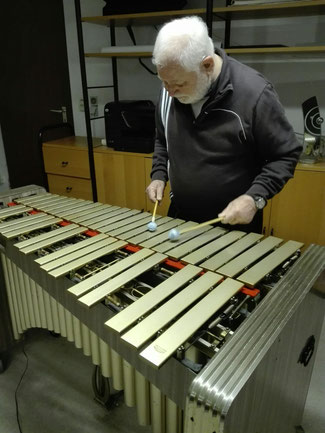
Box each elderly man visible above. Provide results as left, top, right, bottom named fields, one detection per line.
left=146, top=16, right=302, bottom=233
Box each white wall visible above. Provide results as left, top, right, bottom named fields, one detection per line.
left=63, top=0, right=325, bottom=138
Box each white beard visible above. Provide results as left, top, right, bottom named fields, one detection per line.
left=176, top=72, right=212, bottom=105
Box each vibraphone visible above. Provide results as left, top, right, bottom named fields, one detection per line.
left=0, top=192, right=324, bottom=433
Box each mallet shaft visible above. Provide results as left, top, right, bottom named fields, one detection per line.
left=179, top=217, right=223, bottom=235
left=152, top=200, right=159, bottom=222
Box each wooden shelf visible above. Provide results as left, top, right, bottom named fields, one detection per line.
left=85, top=51, right=153, bottom=58
left=225, top=45, right=325, bottom=54
left=82, top=1, right=325, bottom=27
left=85, top=45, right=325, bottom=58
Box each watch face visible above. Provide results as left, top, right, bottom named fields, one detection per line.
left=255, top=197, right=266, bottom=209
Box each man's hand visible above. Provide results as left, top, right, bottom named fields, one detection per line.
left=218, top=194, right=257, bottom=225
left=146, top=180, right=166, bottom=203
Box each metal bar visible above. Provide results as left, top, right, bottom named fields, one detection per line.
left=140, top=278, right=243, bottom=369
left=237, top=240, right=304, bottom=287
left=4, top=218, right=63, bottom=240
left=74, top=0, right=98, bottom=202
left=121, top=272, right=223, bottom=350
left=110, top=22, right=119, bottom=102
left=48, top=240, right=127, bottom=279
left=68, top=248, right=154, bottom=298
left=181, top=230, right=246, bottom=265
left=201, top=232, right=264, bottom=271
left=38, top=234, right=110, bottom=270
left=14, top=223, right=83, bottom=249
left=0, top=206, right=32, bottom=219
left=106, top=264, right=201, bottom=335
left=216, top=236, right=283, bottom=278
left=166, top=226, right=226, bottom=260
left=78, top=253, right=166, bottom=308
left=0, top=213, right=47, bottom=231
left=19, top=227, right=87, bottom=255
left=0, top=214, right=56, bottom=234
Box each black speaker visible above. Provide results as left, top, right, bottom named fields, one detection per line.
left=302, top=96, right=323, bottom=138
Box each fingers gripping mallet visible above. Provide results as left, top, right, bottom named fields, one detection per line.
left=168, top=216, right=224, bottom=241
left=147, top=200, right=159, bottom=232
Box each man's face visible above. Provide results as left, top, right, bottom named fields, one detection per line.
left=158, top=63, right=211, bottom=104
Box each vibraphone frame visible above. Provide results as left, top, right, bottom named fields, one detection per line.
left=0, top=193, right=324, bottom=433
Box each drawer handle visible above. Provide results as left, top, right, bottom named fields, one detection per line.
left=66, top=187, right=72, bottom=193
left=61, top=161, right=69, bottom=167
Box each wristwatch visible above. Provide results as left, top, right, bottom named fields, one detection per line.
left=253, top=195, right=267, bottom=210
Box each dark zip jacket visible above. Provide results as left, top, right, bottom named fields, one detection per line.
left=151, top=48, right=302, bottom=223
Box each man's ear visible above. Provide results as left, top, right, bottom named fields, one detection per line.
left=201, top=56, right=214, bottom=74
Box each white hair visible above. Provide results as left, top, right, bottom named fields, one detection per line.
left=152, top=16, right=215, bottom=72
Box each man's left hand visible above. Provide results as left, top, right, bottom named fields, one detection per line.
left=218, top=194, right=257, bottom=225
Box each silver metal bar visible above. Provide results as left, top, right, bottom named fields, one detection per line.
left=138, top=220, right=190, bottom=249
left=237, top=240, right=304, bottom=287
left=109, top=214, right=158, bottom=237
left=3, top=217, right=63, bottom=239
left=19, top=227, right=87, bottom=255
left=0, top=205, right=32, bottom=219
left=166, top=227, right=226, bottom=260
left=35, top=233, right=109, bottom=266
left=15, top=194, right=59, bottom=206
left=216, top=236, right=283, bottom=278
left=40, top=235, right=112, bottom=272
left=0, top=213, right=49, bottom=233
left=41, top=199, right=88, bottom=214
left=121, top=272, right=223, bottom=350
left=48, top=240, right=128, bottom=278
left=59, top=202, right=104, bottom=220
left=106, top=264, right=201, bottom=334
left=78, top=253, right=167, bottom=308
left=14, top=223, right=84, bottom=249
left=140, top=278, right=243, bottom=369
left=119, top=216, right=172, bottom=241
left=75, top=206, right=122, bottom=226
left=98, top=212, right=153, bottom=235
left=94, top=209, right=141, bottom=231
left=70, top=205, right=114, bottom=224
left=200, top=232, right=263, bottom=271
left=68, top=248, right=154, bottom=298
left=182, top=231, right=246, bottom=265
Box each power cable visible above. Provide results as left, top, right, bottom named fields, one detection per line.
left=14, top=340, right=29, bottom=433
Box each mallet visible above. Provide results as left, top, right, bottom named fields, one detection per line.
left=147, top=200, right=159, bottom=232
left=168, top=216, right=224, bottom=241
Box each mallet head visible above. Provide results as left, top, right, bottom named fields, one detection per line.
left=147, top=221, right=157, bottom=232
left=168, top=228, right=180, bottom=241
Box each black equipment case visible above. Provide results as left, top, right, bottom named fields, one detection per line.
left=104, top=100, right=156, bottom=153
left=103, top=0, right=187, bottom=15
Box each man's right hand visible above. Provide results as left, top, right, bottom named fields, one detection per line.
left=146, top=180, right=166, bottom=203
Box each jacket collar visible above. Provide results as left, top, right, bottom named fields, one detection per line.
left=205, top=48, right=233, bottom=103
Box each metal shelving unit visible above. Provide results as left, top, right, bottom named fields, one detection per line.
left=74, top=0, right=325, bottom=202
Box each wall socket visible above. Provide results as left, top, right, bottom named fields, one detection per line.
left=79, top=97, right=98, bottom=113
left=90, top=96, right=98, bottom=105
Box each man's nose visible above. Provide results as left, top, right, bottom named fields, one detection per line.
left=166, top=84, right=177, bottom=96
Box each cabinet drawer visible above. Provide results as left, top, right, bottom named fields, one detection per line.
left=43, top=146, right=90, bottom=178
left=47, top=174, right=93, bottom=200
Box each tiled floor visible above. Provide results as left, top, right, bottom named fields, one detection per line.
left=0, top=321, right=324, bottom=433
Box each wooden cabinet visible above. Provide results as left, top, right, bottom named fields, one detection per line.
left=42, top=136, right=95, bottom=200
left=264, top=162, right=325, bottom=247
left=94, top=147, right=148, bottom=211
left=94, top=147, right=171, bottom=215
